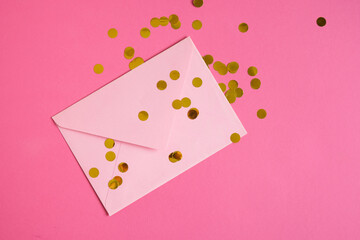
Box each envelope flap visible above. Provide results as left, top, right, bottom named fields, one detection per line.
left=53, top=38, right=195, bottom=149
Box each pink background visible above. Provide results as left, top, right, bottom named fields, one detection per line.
left=1, top=0, right=360, bottom=239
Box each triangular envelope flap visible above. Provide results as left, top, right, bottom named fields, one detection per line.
left=53, top=38, right=195, bottom=149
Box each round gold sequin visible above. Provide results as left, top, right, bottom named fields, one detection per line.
left=150, top=17, right=160, bottom=27
left=187, top=108, right=199, bottom=120
left=124, top=47, right=135, bottom=60
left=250, top=78, right=261, bottom=89
left=213, top=61, right=227, bottom=75
left=104, top=138, right=115, bottom=149
left=129, top=57, right=144, bottom=70
left=89, top=168, right=99, bottom=178
left=138, top=111, right=149, bottom=121
left=230, top=133, right=240, bottom=143
left=192, top=77, right=203, bottom=88
left=192, top=20, right=202, bottom=30
left=108, top=179, right=119, bottom=190
left=157, top=80, right=167, bottom=90
left=228, top=80, right=238, bottom=89
left=105, top=151, right=116, bottom=162
left=140, top=27, right=151, bottom=38
left=107, top=28, right=118, bottom=38
left=192, top=0, right=203, bottom=8
left=247, top=66, right=258, bottom=76
left=93, top=64, right=104, bottom=74
left=203, top=55, right=214, bottom=65
left=170, top=70, right=180, bottom=80
left=227, top=62, right=239, bottom=74
left=159, top=16, right=169, bottom=26
left=169, top=151, right=182, bottom=163
left=238, top=23, right=248, bottom=33
left=118, top=162, right=128, bottom=173
left=114, top=176, right=123, bottom=185
left=257, top=109, right=267, bottom=119
left=219, top=83, right=226, bottom=92
left=317, top=17, right=326, bottom=27
left=235, top=88, right=243, bottom=98
left=172, top=99, right=182, bottom=110
left=169, top=14, right=179, bottom=25
left=171, top=21, right=181, bottom=30
left=225, top=90, right=236, bottom=104
left=181, top=97, right=191, bottom=108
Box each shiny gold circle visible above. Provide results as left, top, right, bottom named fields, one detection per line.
left=235, top=88, right=243, bottom=98
left=172, top=99, right=182, bottom=110
left=257, top=109, right=267, bottom=119
left=225, top=90, right=236, bottom=104
left=93, top=64, right=104, bottom=74
left=114, top=176, right=123, bottom=185
left=169, top=14, right=179, bottom=24
left=230, top=133, right=240, bottom=143
left=192, top=77, right=203, bottom=88
left=138, top=111, right=149, bottom=121
left=129, top=57, right=144, bottom=70
left=227, top=62, right=239, bottom=74
left=171, top=21, right=181, bottom=30
left=107, top=28, right=118, bottom=38
left=250, top=78, right=261, bottom=89
left=238, top=23, right=248, bottom=33
left=192, top=0, right=203, bottom=7
left=203, top=55, right=214, bottom=65
left=181, top=97, right=191, bottom=108
left=247, top=66, right=258, bottom=76
left=317, top=17, right=326, bottom=27
left=192, top=20, right=202, bottom=30
left=187, top=108, right=199, bottom=120
left=140, top=27, right=151, bottom=38
left=219, top=83, right=226, bottom=92
left=150, top=17, right=160, bottom=27
left=157, top=80, right=167, bottom=90
left=170, top=70, right=180, bottom=80
left=89, top=168, right=99, bottom=178
left=104, top=138, right=115, bottom=149
left=159, top=16, right=169, bottom=26
left=105, top=151, right=116, bottom=161
left=108, top=179, right=119, bottom=190
left=118, top=162, right=129, bottom=173
left=124, top=47, right=135, bottom=60
left=228, top=80, right=238, bottom=89
left=169, top=151, right=182, bottom=163
left=214, top=61, right=227, bottom=75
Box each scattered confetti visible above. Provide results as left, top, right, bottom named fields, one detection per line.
left=181, top=97, right=191, bottom=108
left=159, top=16, right=169, bottom=26
left=172, top=99, right=182, bottom=110
left=317, top=17, right=326, bottom=27
left=192, top=77, right=203, bottom=87
left=105, top=151, right=116, bottom=161
left=230, top=133, right=240, bottom=143
left=235, top=88, right=243, bottom=98
left=257, top=109, right=267, bottom=119
left=213, top=61, right=227, bottom=75
left=140, top=27, right=151, bottom=38
left=107, top=28, right=118, bottom=38
left=108, top=179, right=119, bottom=189
left=192, top=0, right=203, bottom=8
left=238, top=23, right=248, bottom=33
left=104, top=139, right=115, bottom=149
left=219, top=83, right=227, bottom=92
left=157, top=80, right=167, bottom=90
left=227, top=62, right=239, bottom=74
left=118, top=162, right=129, bottom=173
left=93, top=64, right=104, bottom=74
left=124, top=47, right=135, bottom=60
left=169, top=151, right=182, bottom=163
left=203, top=55, right=214, bottom=65
left=228, top=80, right=238, bottom=89
left=138, top=111, right=149, bottom=121
left=188, top=108, right=199, bottom=119
left=89, top=168, right=99, bottom=178
left=247, top=66, right=258, bottom=76
left=192, top=20, right=202, bottom=30
left=225, top=89, right=236, bottom=103
left=170, top=70, right=180, bottom=80
left=150, top=17, right=160, bottom=27
left=129, top=57, right=144, bottom=70
left=250, top=78, right=261, bottom=89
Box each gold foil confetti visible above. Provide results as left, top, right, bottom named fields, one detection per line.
left=118, top=162, right=129, bottom=173
left=140, top=27, right=151, bottom=38
left=114, top=176, right=123, bottom=185
left=107, top=28, right=118, bottom=38
left=172, top=99, right=182, bottom=110
left=150, top=17, right=160, bottom=27
left=181, top=97, right=191, bottom=108
left=169, top=151, right=182, bottom=163
left=238, top=23, right=249, bottom=33
left=138, top=111, right=149, bottom=121
left=93, top=64, right=104, bottom=74
left=219, top=83, right=226, bottom=92
left=124, top=47, right=135, bottom=60
left=192, top=0, right=203, bottom=8
left=227, top=62, right=239, bottom=74
left=104, top=138, right=115, bottom=149
left=108, top=178, right=120, bottom=190
left=257, top=109, right=267, bottom=119
left=192, top=20, right=202, bottom=30
left=159, top=16, right=169, bottom=26
left=192, top=77, right=203, bottom=88
left=203, top=55, right=214, bottom=65
left=317, top=17, right=326, bottom=27
left=228, top=80, right=238, bottom=89
left=225, top=90, right=236, bottom=104
left=247, top=66, right=258, bottom=76
left=129, top=57, right=144, bottom=70
left=170, top=70, right=180, bottom=80
left=235, top=88, right=243, bottom=98
left=89, top=168, right=99, bottom=178
left=250, top=78, right=261, bottom=89
left=157, top=80, right=167, bottom=90
left=230, top=133, right=240, bottom=143
left=105, top=151, right=116, bottom=161
left=188, top=108, right=199, bottom=119
left=169, top=14, right=179, bottom=25
left=213, top=61, right=227, bottom=75
left=171, top=21, right=181, bottom=30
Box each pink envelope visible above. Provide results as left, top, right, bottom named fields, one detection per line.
left=52, top=37, right=247, bottom=216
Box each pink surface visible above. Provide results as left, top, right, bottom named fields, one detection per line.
left=0, top=0, right=360, bottom=239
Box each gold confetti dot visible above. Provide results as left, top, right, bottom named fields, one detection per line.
left=181, top=97, right=191, bottom=108
left=219, top=83, right=226, bottom=92
left=235, top=88, right=243, bottom=98
left=192, top=77, right=203, bottom=88
left=225, top=90, right=236, bottom=104
left=230, top=133, right=240, bottom=143
left=247, top=66, right=258, bottom=76
left=140, top=27, right=151, bottom=38
left=192, top=20, right=202, bottom=30
left=203, top=55, right=214, bottom=65
left=129, top=57, right=144, bottom=70
left=213, top=61, right=227, bottom=75
left=159, top=16, right=169, bottom=26
left=192, top=0, right=203, bottom=8
left=169, top=151, right=182, bottom=163
left=317, top=17, right=326, bottom=27
left=169, top=14, right=179, bottom=25
left=170, top=70, right=180, bottom=80
left=228, top=80, right=238, bottom=89
left=108, top=179, right=119, bottom=190
left=171, top=21, right=181, bottom=30
left=150, top=17, right=160, bottom=27
left=172, top=99, right=182, bottom=110
left=104, top=138, right=115, bottom=149
left=105, top=151, right=116, bottom=162
left=107, top=28, right=118, bottom=38
left=187, top=108, right=199, bottom=120
left=124, top=47, right=135, bottom=60
left=89, top=168, right=99, bottom=178
left=157, top=80, right=167, bottom=90
left=250, top=78, right=261, bottom=89
left=93, top=64, right=104, bottom=74
left=238, top=23, right=248, bottom=33
left=257, top=109, right=267, bottom=119
left=118, top=162, right=128, bottom=173
left=114, top=176, right=123, bottom=185
left=227, top=62, right=239, bottom=74
left=138, top=111, right=149, bottom=121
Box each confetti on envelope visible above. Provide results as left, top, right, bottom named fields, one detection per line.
left=52, top=37, right=246, bottom=216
